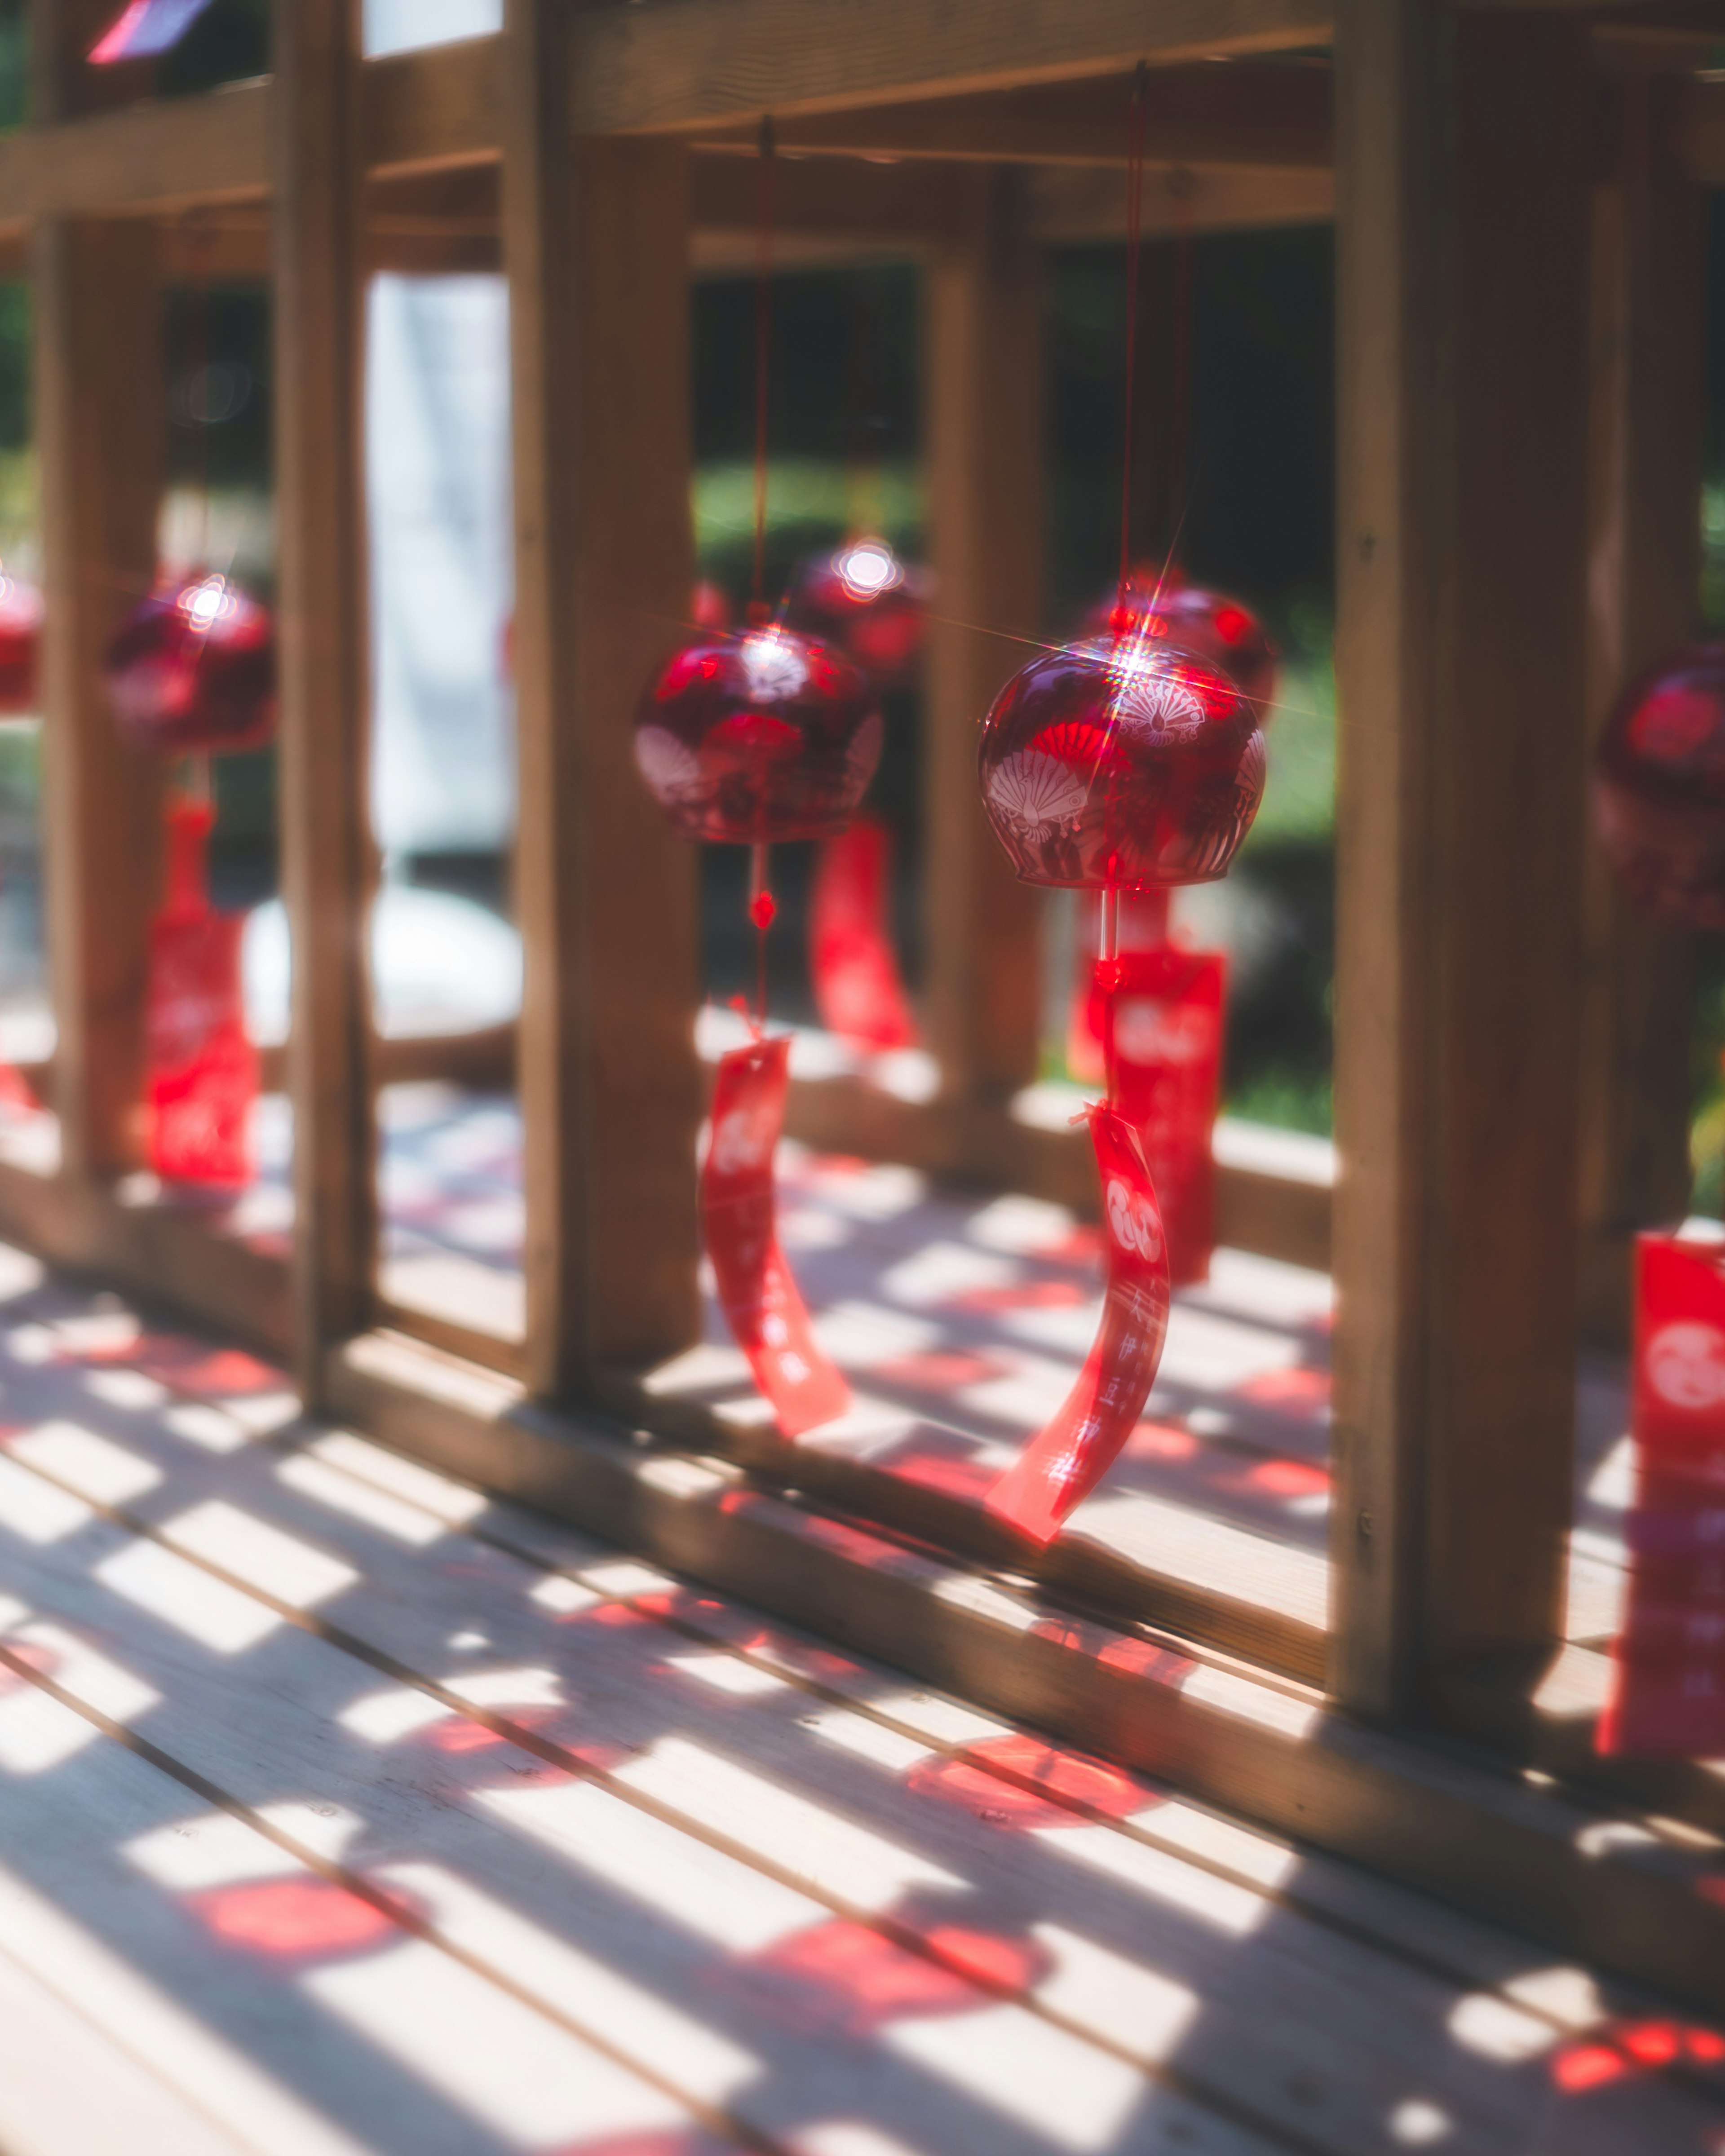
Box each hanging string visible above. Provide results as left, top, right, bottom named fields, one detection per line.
left=751, top=115, right=776, bottom=616
left=1117, top=62, right=1149, bottom=605
left=183, top=213, right=217, bottom=578
left=746, top=119, right=779, bottom=1036
left=1166, top=175, right=1196, bottom=566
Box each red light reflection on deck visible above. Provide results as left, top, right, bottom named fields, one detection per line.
left=908, top=1734, right=1144, bottom=1827
left=189, top=1878, right=398, bottom=1958
left=727, top=1916, right=1050, bottom=2034
left=1235, top=1367, right=1332, bottom=1419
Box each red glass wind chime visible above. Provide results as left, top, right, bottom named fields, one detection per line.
left=786, top=277, right=930, bottom=1054
left=977, top=69, right=1267, bottom=1543
left=1590, top=647, right=1725, bottom=1754
left=103, top=227, right=276, bottom=1188
left=795, top=532, right=926, bottom=1054
left=1065, top=161, right=1279, bottom=1290
left=635, top=123, right=877, bottom=1436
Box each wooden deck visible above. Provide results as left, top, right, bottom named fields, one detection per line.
left=0, top=1080, right=1639, bottom=1692
left=0, top=1240, right=1719, bottom=2154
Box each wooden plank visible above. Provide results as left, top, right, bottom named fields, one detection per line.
left=273, top=0, right=378, bottom=1397
left=0, top=1812, right=381, bottom=2156
left=0, top=1665, right=729, bottom=2155
left=7, top=1399, right=1717, bottom=2156
left=0, top=80, right=270, bottom=229
left=0, top=1491, right=1285, bottom=2149
left=32, top=210, right=163, bottom=1183
left=323, top=1326, right=1725, bottom=2024
left=1575, top=67, right=1704, bottom=1347
left=576, top=0, right=1334, bottom=134
left=923, top=170, right=1047, bottom=1120
left=1329, top=0, right=1594, bottom=1716
left=504, top=0, right=702, bottom=1393
left=363, top=34, right=502, bottom=178
left=689, top=65, right=1332, bottom=169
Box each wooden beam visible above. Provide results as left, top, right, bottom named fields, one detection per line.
left=1576, top=68, right=1703, bottom=1345
left=576, top=0, right=1334, bottom=134
left=0, top=35, right=508, bottom=232
left=1330, top=0, right=1593, bottom=1718
left=923, top=171, right=1047, bottom=1122
left=273, top=0, right=378, bottom=1395
left=0, top=78, right=270, bottom=230
left=364, top=31, right=502, bottom=178
left=689, top=66, right=1332, bottom=169
left=504, top=0, right=702, bottom=1395
left=33, top=213, right=164, bottom=1181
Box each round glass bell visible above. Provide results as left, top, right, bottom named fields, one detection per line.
left=1594, top=644, right=1725, bottom=929
left=787, top=539, right=929, bottom=688
left=634, top=620, right=882, bottom=844
left=1085, top=567, right=1278, bottom=719
left=978, top=621, right=1264, bottom=889
left=104, top=574, right=277, bottom=756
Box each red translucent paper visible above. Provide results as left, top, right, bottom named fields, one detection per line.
left=1090, top=946, right=1225, bottom=1289
left=1594, top=644, right=1725, bottom=930
left=104, top=574, right=277, bottom=758
left=634, top=623, right=880, bottom=845
left=978, top=626, right=1264, bottom=890
left=0, top=572, right=43, bottom=715
left=1599, top=1231, right=1725, bottom=1756
left=788, top=539, right=929, bottom=688
left=809, top=816, right=918, bottom=1052
left=703, top=1035, right=851, bottom=1436
left=985, top=1105, right=1171, bottom=1543
left=145, top=798, right=257, bottom=1188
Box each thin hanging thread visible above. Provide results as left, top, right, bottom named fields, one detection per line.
left=185, top=213, right=217, bottom=577
left=752, top=115, right=776, bottom=614
left=1101, top=64, right=1149, bottom=1109
left=1167, top=178, right=1196, bottom=563
left=1117, top=62, right=1149, bottom=603
left=747, top=117, right=778, bottom=1035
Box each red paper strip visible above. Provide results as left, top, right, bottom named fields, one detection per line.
left=1599, top=1231, right=1725, bottom=1756
left=145, top=799, right=257, bottom=1188
left=985, top=1104, right=1171, bottom=1544
left=809, top=816, right=918, bottom=1051
left=1090, top=946, right=1225, bottom=1288
left=89, top=0, right=217, bottom=62
left=703, top=1036, right=851, bottom=1437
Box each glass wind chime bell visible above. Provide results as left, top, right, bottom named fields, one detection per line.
left=975, top=68, right=1266, bottom=1544
left=1087, top=566, right=1279, bottom=721
left=633, top=121, right=875, bottom=1439
left=101, top=233, right=277, bottom=1191
left=1593, top=645, right=1725, bottom=930
left=787, top=536, right=929, bottom=689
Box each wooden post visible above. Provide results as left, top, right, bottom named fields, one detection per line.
left=1330, top=0, right=1593, bottom=1718
left=1576, top=68, right=1704, bottom=1345
left=273, top=0, right=377, bottom=1394
left=923, top=168, right=1045, bottom=1126
left=504, top=0, right=701, bottom=1395
left=32, top=0, right=164, bottom=1180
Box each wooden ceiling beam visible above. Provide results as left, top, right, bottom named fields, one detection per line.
left=690, top=63, right=1331, bottom=170
left=577, top=0, right=1333, bottom=135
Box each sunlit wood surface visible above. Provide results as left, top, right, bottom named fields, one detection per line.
left=0, top=1236, right=1712, bottom=2155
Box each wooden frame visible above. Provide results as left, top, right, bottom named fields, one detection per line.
left=0, top=0, right=1714, bottom=1884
